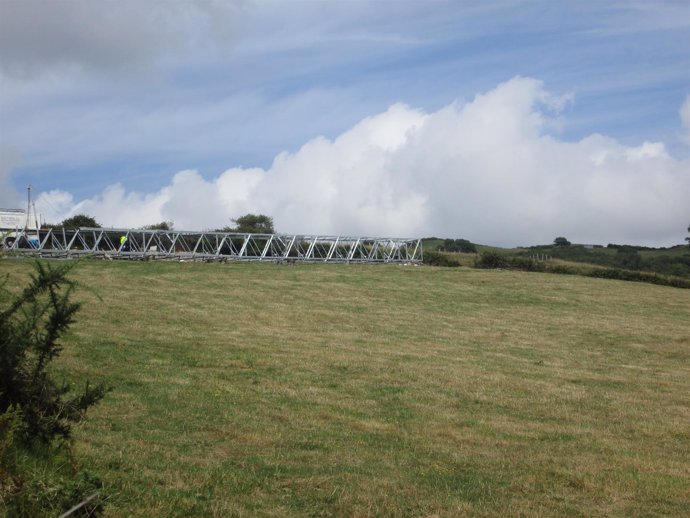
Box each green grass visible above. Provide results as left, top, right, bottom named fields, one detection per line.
left=2, top=259, right=690, bottom=517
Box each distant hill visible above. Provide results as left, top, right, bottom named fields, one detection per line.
left=422, top=238, right=690, bottom=279
left=515, top=243, right=690, bottom=279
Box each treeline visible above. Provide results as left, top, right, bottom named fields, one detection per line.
left=43, top=213, right=275, bottom=234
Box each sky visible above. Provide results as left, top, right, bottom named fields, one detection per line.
left=0, top=0, right=689, bottom=247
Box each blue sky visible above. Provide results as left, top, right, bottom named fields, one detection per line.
left=1, top=0, right=689, bottom=245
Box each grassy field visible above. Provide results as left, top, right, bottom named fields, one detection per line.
left=2, top=259, right=689, bottom=517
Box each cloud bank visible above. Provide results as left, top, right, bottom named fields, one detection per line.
left=0, top=149, right=20, bottom=207
left=35, top=77, right=690, bottom=247
left=0, top=0, right=244, bottom=78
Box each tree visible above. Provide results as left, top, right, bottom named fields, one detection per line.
left=142, top=221, right=173, bottom=231
left=686, top=224, right=689, bottom=245
left=60, top=214, right=100, bottom=229
left=441, top=238, right=477, bottom=253
left=553, top=237, right=571, bottom=247
left=229, top=214, right=275, bottom=234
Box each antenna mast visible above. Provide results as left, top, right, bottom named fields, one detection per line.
left=25, top=184, right=39, bottom=230
left=25, top=185, right=31, bottom=230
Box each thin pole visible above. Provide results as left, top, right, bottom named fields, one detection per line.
left=25, top=184, right=32, bottom=230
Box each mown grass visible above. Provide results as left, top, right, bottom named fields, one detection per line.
left=2, top=259, right=689, bottom=517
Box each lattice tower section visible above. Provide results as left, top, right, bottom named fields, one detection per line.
left=1, top=228, right=423, bottom=263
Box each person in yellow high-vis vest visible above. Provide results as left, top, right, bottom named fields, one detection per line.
left=120, top=235, right=129, bottom=252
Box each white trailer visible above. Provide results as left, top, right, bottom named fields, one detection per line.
left=1, top=185, right=43, bottom=248
left=0, top=208, right=31, bottom=230
left=1, top=208, right=40, bottom=248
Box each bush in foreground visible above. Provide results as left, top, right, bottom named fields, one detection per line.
left=1, top=262, right=107, bottom=517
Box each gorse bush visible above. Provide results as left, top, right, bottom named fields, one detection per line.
left=1, top=261, right=107, bottom=517
left=0, top=262, right=107, bottom=444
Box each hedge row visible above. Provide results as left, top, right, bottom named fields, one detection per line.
left=428, top=251, right=690, bottom=289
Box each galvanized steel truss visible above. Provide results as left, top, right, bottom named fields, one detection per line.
left=1, top=228, right=423, bottom=263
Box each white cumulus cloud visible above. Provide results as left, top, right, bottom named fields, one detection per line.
left=35, top=77, right=690, bottom=246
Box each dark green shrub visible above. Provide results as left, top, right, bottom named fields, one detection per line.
left=474, top=252, right=508, bottom=269
left=474, top=253, right=546, bottom=272
left=423, top=251, right=460, bottom=267
left=542, top=264, right=690, bottom=289
left=0, top=262, right=107, bottom=444
left=585, top=268, right=690, bottom=288
left=643, top=254, right=690, bottom=278
left=509, top=257, right=547, bottom=272
left=614, top=248, right=642, bottom=270
left=1, top=262, right=107, bottom=517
